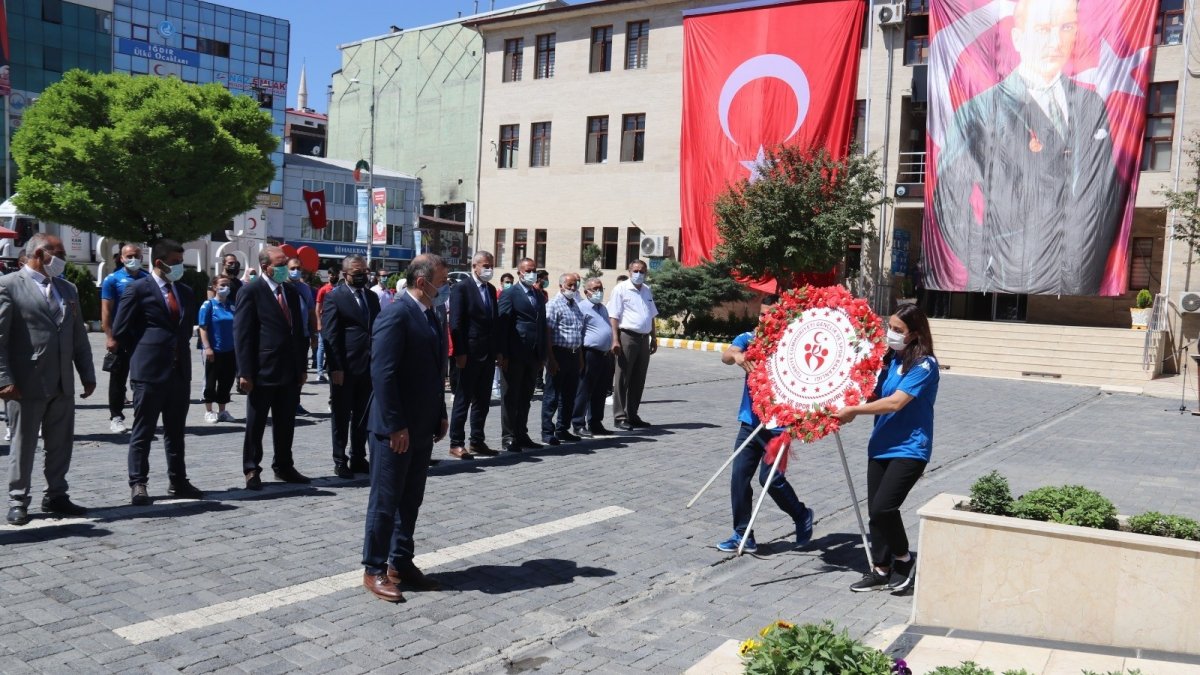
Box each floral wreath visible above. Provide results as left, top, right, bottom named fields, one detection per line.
left=743, top=285, right=886, bottom=443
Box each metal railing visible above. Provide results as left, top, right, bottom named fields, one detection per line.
left=1143, top=293, right=1169, bottom=372
left=896, top=151, right=927, bottom=184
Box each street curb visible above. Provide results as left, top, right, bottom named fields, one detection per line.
left=658, top=337, right=731, bottom=353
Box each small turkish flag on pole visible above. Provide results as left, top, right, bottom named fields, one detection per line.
left=303, top=189, right=327, bottom=230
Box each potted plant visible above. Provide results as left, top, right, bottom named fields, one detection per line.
left=1130, top=289, right=1152, bottom=328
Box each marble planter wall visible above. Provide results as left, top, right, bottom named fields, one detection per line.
left=913, top=493, right=1200, bottom=656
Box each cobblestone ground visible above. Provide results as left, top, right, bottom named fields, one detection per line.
left=1, top=334, right=1197, bottom=673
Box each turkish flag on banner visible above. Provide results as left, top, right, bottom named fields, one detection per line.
left=680, top=0, right=865, bottom=267
left=303, top=189, right=327, bottom=230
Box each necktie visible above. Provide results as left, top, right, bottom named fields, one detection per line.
left=1045, top=92, right=1066, bottom=139
left=424, top=307, right=441, bottom=339
left=276, top=286, right=292, bottom=326
left=165, top=283, right=180, bottom=323
left=41, top=278, right=63, bottom=325
left=479, top=283, right=489, bottom=309
left=357, top=289, right=370, bottom=323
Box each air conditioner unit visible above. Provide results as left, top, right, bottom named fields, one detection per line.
left=639, top=234, right=665, bottom=257
left=1180, top=291, right=1200, bottom=313
left=877, top=2, right=905, bottom=26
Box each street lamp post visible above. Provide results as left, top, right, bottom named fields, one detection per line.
left=349, top=61, right=400, bottom=273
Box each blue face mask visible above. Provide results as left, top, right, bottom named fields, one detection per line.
left=434, top=283, right=450, bottom=305
left=288, top=269, right=302, bottom=281
left=163, top=262, right=185, bottom=282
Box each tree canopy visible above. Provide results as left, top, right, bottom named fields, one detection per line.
left=651, top=258, right=750, bottom=332
left=1161, top=132, right=1200, bottom=268
left=12, top=70, right=277, bottom=244
left=712, top=144, right=886, bottom=291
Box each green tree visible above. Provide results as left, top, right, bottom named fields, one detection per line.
left=651, top=258, right=749, bottom=334
left=1160, top=132, right=1200, bottom=275
left=712, top=144, right=886, bottom=291
left=581, top=243, right=602, bottom=280
left=12, top=70, right=277, bottom=244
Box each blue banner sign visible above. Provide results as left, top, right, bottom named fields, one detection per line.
left=285, top=240, right=414, bottom=261
left=117, top=38, right=199, bottom=67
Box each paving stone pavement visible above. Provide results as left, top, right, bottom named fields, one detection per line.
left=1, top=333, right=1197, bottom=673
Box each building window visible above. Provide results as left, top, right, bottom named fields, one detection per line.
left=43, top=0, right=63, bottom=23
left=530, top=121, right=552, bottom=167
left=1129, top=237, right=1154, bottom=291
left=43, top=46, right=63, bottom=73
left=503, top=38, right=524, bottom=82
left=626, top=227, right=641, bottom=267
left=132, top=23, right=149, bottom=41
left=260, top=50, right=274, bottom=66
left=499, top=124, right=519, bottom=169
left=586, top=116, right=609, bottom=164
left=904, top=14, right=930, bottom=66
left=495, top=229, right=507, bottom=269
left=513, top=228, right=528, bottom=262
left=183, top=35, right=198, bottom=51
left=535, top=229, right=547, bottom=268
left=1156, top=0, right=1185, bottom=45
left=1142, top=82, right=1178, bottom=172
left=626, top=20, right=649, bottom=69
left=591, top=26, right=613, bottom=73
left=581, top=227, right=596, bottom=267
left=850, top=99, right=867, bottom=155
left=197, top=38, right=231, bottom=58
left=907, top=0, right=930, bottom=14
left=601, top=226, right=619, bottom=270
left=535, top=33, right=556, bottom=79
left=620, top=113, right=646, bottom=162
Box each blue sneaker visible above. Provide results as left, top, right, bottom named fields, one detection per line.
left=795, top=507, right=815, bottom=547
left=716, top=532, right=757, bottom=553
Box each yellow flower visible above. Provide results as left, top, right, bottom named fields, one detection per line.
left=738, top=639, right=760, bottom=656
left=759, top=624, right=772, bottom=637
left=774, top=620, right=794, bottom=630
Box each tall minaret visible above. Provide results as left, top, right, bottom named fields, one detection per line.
left=297, top=62, right=308, bottom=110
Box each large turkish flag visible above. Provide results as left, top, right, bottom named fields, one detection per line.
left=680, top=0, right=865, bottom=267
left=303, top=189, right=327, bottom=230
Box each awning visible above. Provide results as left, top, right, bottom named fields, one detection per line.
left=418, top=214, right=465, bottom=229
left=0, top=226, right=17, bottom=239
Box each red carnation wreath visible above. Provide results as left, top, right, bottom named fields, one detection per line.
left=744, top=285, right=887, bottom=443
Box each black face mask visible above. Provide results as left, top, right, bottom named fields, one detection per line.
left=349, top=273, right=368, bottom=288
left=225, top=264, right=240, bottom=275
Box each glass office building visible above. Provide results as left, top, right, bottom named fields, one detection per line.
left=110, top=0, right=289, bottom=196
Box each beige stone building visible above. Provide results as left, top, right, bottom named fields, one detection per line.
left=470, top=0, right=1200, bottom=379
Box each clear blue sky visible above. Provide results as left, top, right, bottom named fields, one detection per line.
left=217, top=0, right=543, bottom=113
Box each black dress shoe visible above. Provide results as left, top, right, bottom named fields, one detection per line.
left=6, top=505, right=29, bottom=526
left=273, top=468, right=311, bottom=484
left=388, top=560, right=442, bottom=591
left=504, top=441, right=523, bottom=453
left=469, top=443, right=500, bottom=457
left=630, top=419, right=651, bottom=428
left=615, top=421, right=634, bottom=431
left=555, top=431, right=582, bottom=442
left=245, top=473, right=263, bottom=490
left=519, top=438, right=544, bottom=450
left=590, top=425, right=614, bottom=436
left=350, top=458, right=370, bottom=474
left=41, top=496, right=88, bottom=516
left=427, top=458, right=442, bottom=467
left=168, top=481, right=204, bottom=499
left=131, top=483, right=150, bottom=505
left=572, top=427, right=594, bottom=438
left=541, top=436, right=560, bottom=446
left=334, top=465, right=355, bottom=479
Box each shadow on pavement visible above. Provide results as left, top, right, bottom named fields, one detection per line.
left=431, top=558, right=616, bottom=594
left=0, top=522, right=113, bottom=544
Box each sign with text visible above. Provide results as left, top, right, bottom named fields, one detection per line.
left=355, top=188, right=369, bottom=244
left=371, top=187, right=388, bottom=245
left=116, top=38, right=199, bottom=67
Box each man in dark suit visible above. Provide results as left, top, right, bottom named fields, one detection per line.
left=234, top=245, right=311, bottom=489
left=448, top=251, right=499, bottom=460
left=0, top=234, right=96, bottom=526
left=362, top=254, right=449, bottom=603
left=930, top=0, right=1122, bottom=296
left=112, top=239, right=204, bottom=504
left=321, top=254, right=379, bottom=479
left=496, top=257, right=547, bottom=453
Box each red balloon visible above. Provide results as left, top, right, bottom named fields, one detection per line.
left=280, top=244, right=298, bottom=260
left=297, top=246, right=319, bottom=272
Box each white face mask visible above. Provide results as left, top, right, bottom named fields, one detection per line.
left=588, top=290, right=603, bottom=304
left=478, top=267, right=494, bottom=282
left=561, top=289, right=577, bottom=301
left=44, top=254, right=67, bottom=279
left=522, top=271, right=538, bottom=286
left=886, top=328, right=908, bottom=352
left=630, top=271, right=645, bottom=285
left=124, top=257, right=143, bottom=272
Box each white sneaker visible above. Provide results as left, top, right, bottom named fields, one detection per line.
left=204, top=411, right=219, bottom=424
left=217, top=410, right=235, bottom=423
left=110, top=417, right=128, bottom=433
left=3, top=427, right=9, bottom=441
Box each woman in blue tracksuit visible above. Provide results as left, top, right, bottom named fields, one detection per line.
left=835, top=303, right=938, bottom=594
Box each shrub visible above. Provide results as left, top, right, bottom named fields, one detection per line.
left=968, top=470, right=1014, bottom=516
left=180, top=267, right=211, bottom=308
left=1127, top=512, right=1200, bottom=541
left=63, top=262, right=100, bottom=322
left=1012, top=485, right=1118, bottom=530
left=686, top=311, right=759, bottom=342
left=740, top=620, right=893, bottom=675
left=1135, top=289, right=1153, bottom=309
left=928, top=664, right=1031, bottom=675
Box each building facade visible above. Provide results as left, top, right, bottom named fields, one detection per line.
left=470, top=0, right=1200, bottom=344
left=325, top=1, right=561, bottom=232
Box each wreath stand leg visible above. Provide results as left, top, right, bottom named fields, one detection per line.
left=737, top=437, right=787, bottom=556
left=686, top=422, right=765, bottom=508
left=834, top=430, right=874, bottom=570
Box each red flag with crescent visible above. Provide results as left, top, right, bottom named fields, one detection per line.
left=680, top=0, right=864, bottom=267
left=303, top=189, right=327, bottom=230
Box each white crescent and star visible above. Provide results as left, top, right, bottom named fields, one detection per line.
left=1074, top=39, right=1148, bottom=100
left=718, top=54, right=810, bottom=180
left=308, top=198, right=323, bottom=212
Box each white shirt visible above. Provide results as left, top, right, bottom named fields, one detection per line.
left=606, top=279, right=657, bottom=335
left=1020, top=71, right=1069, bottom=128
left=371, top=283, right=395, bottom=305
left=23, top=265, right=64, bottom=316
left=152, top=272, right=179, bottom=315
